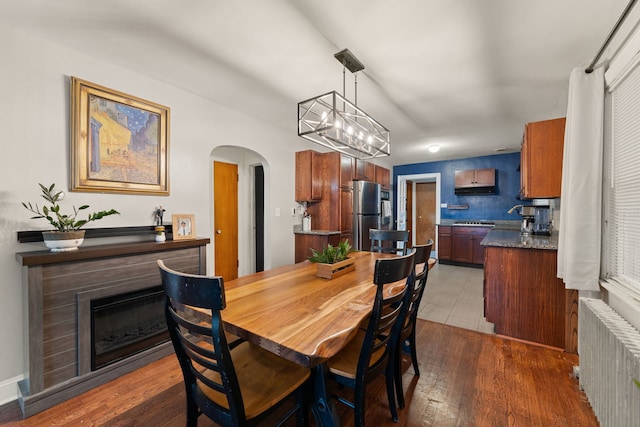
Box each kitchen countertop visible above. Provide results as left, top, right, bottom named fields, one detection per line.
left=293, top=225, right=341, bottom=236
left=481, top=229, right=558, bottom=250
left=438, top=219, right=521, bottom=230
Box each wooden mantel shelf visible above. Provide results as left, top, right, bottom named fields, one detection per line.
left=16, top=237, right=210, bottom=266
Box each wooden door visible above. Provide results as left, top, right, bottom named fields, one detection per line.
left=214, top=161, right=238, bottom=281
left=416, top=182, right=436, bottom=247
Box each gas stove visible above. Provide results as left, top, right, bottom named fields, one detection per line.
left=452, top=221, right=495, bottom=227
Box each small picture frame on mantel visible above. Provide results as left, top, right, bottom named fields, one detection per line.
left=172, top=214, right=195, bottom=240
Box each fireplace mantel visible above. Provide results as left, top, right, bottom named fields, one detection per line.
left=16, top=238, right=210, bottom=418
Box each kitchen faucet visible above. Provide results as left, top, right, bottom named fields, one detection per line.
left=507, top=204, right=523, bottom=214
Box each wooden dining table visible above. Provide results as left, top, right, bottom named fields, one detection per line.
left=190, top=250, right=393, bottom=426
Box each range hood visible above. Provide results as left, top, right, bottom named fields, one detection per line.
left=454, top=185, right=496, bottom=195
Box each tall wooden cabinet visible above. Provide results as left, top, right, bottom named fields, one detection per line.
left=295, top=150, right=323, bottom=202
left=296, top=150, right=389, bottom=252
left=520, top=117, right=566, bottom=199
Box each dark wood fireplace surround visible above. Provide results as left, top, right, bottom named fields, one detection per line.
left=16, top=237, right=210, bottom=417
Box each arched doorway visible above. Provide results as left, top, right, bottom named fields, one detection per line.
left=211, top=146, right=269, bottom=279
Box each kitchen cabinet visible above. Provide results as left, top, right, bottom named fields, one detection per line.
left=374, top=165, right=390, bottom=190
left=301, top=151, right=353, bottom=245
left=484, top=245, right=578, bottom=353
left=454, top=168, right=495, bottom=192
left=294, top=232, right=341, bottom=263
left=520, top=117, right=565, bottom=199
left=355, top=159, right=375, bottom=181
left=340, top=154, right=355, bottom=189
left=438, top=225, right=490, bottom=266
left=437, top=226, right=452, bottom=261
left=295, top=150, right=323, bottom=202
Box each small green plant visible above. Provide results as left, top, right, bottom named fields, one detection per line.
left=22, top=183, right=120, bottom=231
left=635, top=378, right=640, bottom=389
left=308, top=240, right=353, bottom=264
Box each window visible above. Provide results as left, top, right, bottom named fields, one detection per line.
left=602, top=53, right=640, bottom=329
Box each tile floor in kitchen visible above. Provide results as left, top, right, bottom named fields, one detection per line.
left=417, top=262, right=496, bottom=334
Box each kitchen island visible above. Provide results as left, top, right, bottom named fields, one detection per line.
left=482, top=229, right=578, bottom=353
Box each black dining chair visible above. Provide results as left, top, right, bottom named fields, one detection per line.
left=157, top=260, right=310, bottom=427
left=369, top=229, right=410, bottom=255
left=393, top=240, right=433, bottom=409
left=327, top=251, right=415, bottom=425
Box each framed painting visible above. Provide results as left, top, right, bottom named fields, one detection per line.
left=70, top=77, right=170, bottom=195
left=172, top=214, right=196, bottom=240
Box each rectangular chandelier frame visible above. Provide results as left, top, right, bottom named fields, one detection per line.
left=298, top=91, right=390, bottom=159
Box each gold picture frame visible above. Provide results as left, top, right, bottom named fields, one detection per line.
left=172, top=214, right=196, bottom=240
left=70, top=77, right=170, bottom=195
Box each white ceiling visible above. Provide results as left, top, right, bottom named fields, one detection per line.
left=0, top=0, right=630, bottom=165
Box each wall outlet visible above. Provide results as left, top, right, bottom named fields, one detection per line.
left=291, top=207, right=297, bottom=216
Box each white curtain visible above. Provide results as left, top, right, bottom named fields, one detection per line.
left=557, top=67, right=604, bottom=291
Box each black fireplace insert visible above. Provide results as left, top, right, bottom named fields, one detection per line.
left=90, top=285, right=169, bottom=370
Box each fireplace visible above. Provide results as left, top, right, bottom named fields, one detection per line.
left=90, top=285, right=169, bottom=370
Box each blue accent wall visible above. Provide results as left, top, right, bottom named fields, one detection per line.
left=393, top=152, right=521, bottom=221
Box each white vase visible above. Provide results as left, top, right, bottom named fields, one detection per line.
left=42, top=230, right=86, bottom=252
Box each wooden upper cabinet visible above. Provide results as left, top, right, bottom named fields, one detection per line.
left=521, top=117, right=566, bottom=199
left=295, top=150, right=322, bottom=202
left=355, top=159, right=375, bottom=181
left=374, top=165, right=390, bottom=190
left=455, top=168, right=495, bottom=188
left=340, top=154, right=355, bottom=189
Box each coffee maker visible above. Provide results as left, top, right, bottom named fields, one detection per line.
left=532, top=206, right=552, bottom=235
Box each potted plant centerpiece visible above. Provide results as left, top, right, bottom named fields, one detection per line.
left=23, top=183, right=120, bottom=252
left=308, top=240, right=355, bottom=279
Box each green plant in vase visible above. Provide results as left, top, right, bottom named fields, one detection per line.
left=22, top=183, right=119, bottom=251
left=308, top=240, right=353, bottom=264
left=309, top=240, right=355, bottom=279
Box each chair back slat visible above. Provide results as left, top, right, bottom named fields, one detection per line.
left=369, top=229, right=410, bottom=255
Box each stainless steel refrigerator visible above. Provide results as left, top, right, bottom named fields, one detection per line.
left=353, top=180, right=381, bottom=251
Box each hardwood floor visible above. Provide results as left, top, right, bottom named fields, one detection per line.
left=0, top=320, right=597, bottom=426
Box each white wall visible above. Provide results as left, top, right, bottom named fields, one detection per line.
left=0, top=24, right=312, bottom=403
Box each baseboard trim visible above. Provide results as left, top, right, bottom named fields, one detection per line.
left=0, top=374, right=24, bottom=406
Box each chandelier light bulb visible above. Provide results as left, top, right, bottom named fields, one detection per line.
left=367, top=135, right=373, bottom=144
left=358, top=131, right=364, bottom=140
left=334, top=119, right=342, bottom=129
left=347, top=126, right=354, bottom=135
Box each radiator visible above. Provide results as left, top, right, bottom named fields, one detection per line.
left=579, top=297, right=640, bottom=427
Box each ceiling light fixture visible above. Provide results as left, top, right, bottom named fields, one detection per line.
left=297, top=49, right=390, bottom=159
left=428, top=145, right=440, bottom=153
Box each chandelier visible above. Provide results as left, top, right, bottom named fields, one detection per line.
left=297, top=49, right=390, bottom=159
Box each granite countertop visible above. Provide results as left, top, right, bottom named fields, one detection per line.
left=293, top=225, right=341, bottom=235
left=481, top=229, right=558, bottom=250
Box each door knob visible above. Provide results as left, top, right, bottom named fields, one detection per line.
left=216, top=229, right=222, bottom=234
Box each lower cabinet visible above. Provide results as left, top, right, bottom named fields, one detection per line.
left=438, top=225, right=490, bottom=266
left=483, top=246, right=578, bottom=353
left=437, top=226, right=452, bottom=261
left=294, top=233, right=341, bottom=263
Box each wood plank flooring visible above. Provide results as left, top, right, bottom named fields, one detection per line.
left=0, top=320, right=597, bottom=426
